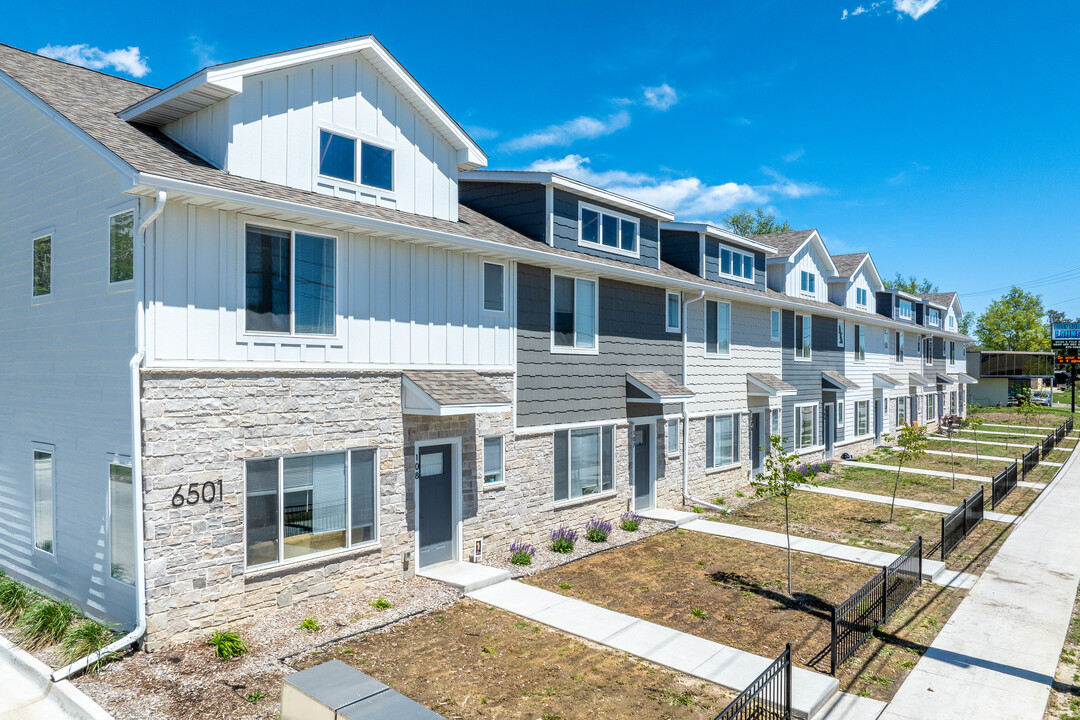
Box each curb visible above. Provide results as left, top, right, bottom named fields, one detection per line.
left=0, top=636, right=114, bottom=720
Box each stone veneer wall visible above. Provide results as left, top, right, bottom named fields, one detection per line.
left=682, top=414, right=755, bottom=504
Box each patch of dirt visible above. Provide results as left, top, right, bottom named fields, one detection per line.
left=292, top=600, right=736, bottom=719
left=1045, top=582, right=1080, bottom=719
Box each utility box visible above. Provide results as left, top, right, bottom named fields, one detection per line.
left=281, top=659, right=445, bottom=719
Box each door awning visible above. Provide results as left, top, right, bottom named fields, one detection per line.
left=822, top=371, right=859, bottom=392
left=955, top=372, right=977, bottom=384
left=936, top=373, right=957, bottom=385
left=909, top=372, right=932, bottom=387
left=747, top=372, right=797, bottom=397
left=626, top=371, right=695, bottom=403
left=873, top=373, right=903, bottom=389
left=402, top=371, right=512, bottom=416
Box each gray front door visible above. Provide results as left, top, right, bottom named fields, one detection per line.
left=633, top=425, right=652, bottom=511
left=418, top=444, right=453, bottom=568
left=823, top=404, right=835, bottom=459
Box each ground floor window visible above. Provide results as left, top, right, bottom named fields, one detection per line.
left=109, top=463, right=135, bottom=584
left=795, top=405, right=817, bottom=449
left=706, top=414, right=740, bottom=467
left=951, top=391, right=957, bottom=414
left=33, top=447, right=54, bottom=554
left=910, top=395, right=919, bottom=423
left=483, top=436, right=504, bottom=485
left=896, top=397, right=906, bottom=426
left=926, top=394, right=935, bottom=419
left=245, top=448, right=378, bottom=569
left=554, top=426, right=614, bottom=502
left=771, top=408, right=780, bottom=437
left=837, top=401, right=845, bottom=428
left=666, top=418, right=679, bottom=455
left=856, top=400, right=869, bottom=436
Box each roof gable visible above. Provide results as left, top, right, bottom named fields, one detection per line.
left=762, top=229, right=838, bottom=276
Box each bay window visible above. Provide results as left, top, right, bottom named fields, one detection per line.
left=554, top=426, right=614, bottom=502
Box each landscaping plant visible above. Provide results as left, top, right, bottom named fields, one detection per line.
left=0, top=575, right=37, bottom=624
left=299, top=616, right=321, bottom=633
left=550, top=526, right=578, bottom=554
left=887, top=424, right=928, bottom=522
left=509, top=540, right=536, bottom=566
left=59, top=620, right=117, bottom=671
left=370, top=597, right=392, bottom=610
left=206, top=629, right=249, bottom=661
left=964, top=408, right=985, bottom=460
left=15, top=599, right=80, bottom=649
left=584, top=518, right=612, bottom=542
left=750, top=434, right=820, bottom=594
left=620, top=511, right=643, bottom=531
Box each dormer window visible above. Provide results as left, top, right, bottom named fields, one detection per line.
left=800, top=271, right=816, bottom=294
left=855, top=287, right=867, bottom=307
left=720, top=246, right=755, bottom=283
left=928, top=308, right=941, bottom=327
left=318, top=130, right=394, bottom=191
left=948, top=315, right=955, bottom=329
left=898, top=299, right=913, bottom=320
left=579, top=202, right=638, bottom=257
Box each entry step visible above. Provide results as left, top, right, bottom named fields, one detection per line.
left=637, top=508, right=700, bottom=526
left=416, top=560, right=510, bottom=593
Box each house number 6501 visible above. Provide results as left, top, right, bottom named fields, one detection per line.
left=171, top=481, right=223, bottom=507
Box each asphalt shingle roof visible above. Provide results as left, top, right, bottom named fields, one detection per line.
left=748, top=373, right=797, bottom=394
left=626, top=371, right=694, bottom=399
left=830, top=252, right=869, bottom=278
left=403, top=371, right=510, bottom=407
left=757, top=230, right=816, bottom=258
left=919, top=292, right=958, bottom=308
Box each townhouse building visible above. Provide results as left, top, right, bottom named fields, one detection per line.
left=0, top=36, right=974, bottom=655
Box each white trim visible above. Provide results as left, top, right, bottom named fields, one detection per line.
left=413, top=438, right=462, bottom=567
left=105, top=456, right=135, bottom=587
left=30, top=442, right=56, bottom=558
left=766, top=230, right=839, bottom=276
left=718, top=243, right=756, bottom=285
left=665, top=417, right=681, bottom=456
left=704, top=299, right=732, bottom=358
left=794, top=313, right=813, bottom=362
left=746, top=375, right=796, bottom=398
left=401, top=376, right=512, bottom=416
left=630, top=419, right=656, bottom=511
left=794, top=402, right=819, bottom=450
left=544, top=186, right=555, bottom=246
left=462, top=170, right=674, bottom=220
left=665, top=291, right=682, bottom=334
left=30, top=233, right=53, bottom=301
left=481, top=435, right=505, bottom=488
left=625, top=373, right=694, bottom=403
left=770, top=308, right=781, bottom=342
left=550, top=271, right=600, bottom=355
left=481, top=260, right=508, bottom=315
left=660, top=221, right=778, bottom=253
left=577, top=200, right=640, bottom=259
left=314, top=125, right=397, bottom=196
left=106, top=208, right=137, bottom=287
left=552, top=425, right=617, bottom=506
left=516, top=418, right=623, bottom=436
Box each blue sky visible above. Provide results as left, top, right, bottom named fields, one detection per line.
left=7, top=0, right=1079, bottom=319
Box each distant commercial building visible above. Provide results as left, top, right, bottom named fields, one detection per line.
left=966, top=350, right=1055, bottom=406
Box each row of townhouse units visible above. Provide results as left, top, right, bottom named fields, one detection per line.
left=0, top=36, right=973, bottom=650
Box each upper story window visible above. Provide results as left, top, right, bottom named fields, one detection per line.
left=854, top=324, right=866, bottom=362
left=579, top=203, right=638, bottom=257
left=923, top=337, right=933, bottom=360
left=666, top=292, right=681, bottom=333
left=705, top=300, right=731, bottom=357
left=770, top=309, right=781, bottom=342
left=800, top=271, right=816, bottom=294
left=855, top=287, right=868, bottom=307
left=721, top=246, right=755, bottom=283
left=318, top=129, right=394, bottom=191
left=884, top=329, right=889, bottom=349
left=552, top=275, right=597, bottom=352
left=896, top=331, right=905, bottom=361
left=33, top=235, right=51, bottom=297
left=898, top=299, right=913, bottom=320
left=109, top=211, right=135, bottom=283
left=483, top=262, right=505, bottom=312
left=949, top=341, right=956, bottom=362
left=928, top=308, right=942, bottom=327
left=837, top=320, right=845, bottom=348
left=795, top=314, right=812, bottom=360
left=245, top=225, right=337, bottom=336
left=948, top=315, right=955, bottom=329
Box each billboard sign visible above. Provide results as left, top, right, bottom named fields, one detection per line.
left=1052, top=323, right=1080, bottom=364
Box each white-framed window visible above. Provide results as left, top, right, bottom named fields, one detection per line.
left=896, top=397, right=906, bottom=426
left=949, top=342, right=956, bottom=363
left=483, top=262, right=505, bottom=313
left=951, top=391, right=957, bottom=413
left=856, top=401, right=869, bottom=436
left=554, top=426, right=614, bottom=502
left=770, top=309, right=781, bottom=342
left=928, top=308, right=941, bottom=327
left=706, top=300, right=732, bottom=357
left=771, top=408, right=781, bottom=437
left=926, top=394, right=935, bottom=419
left=666, top=418, right=680, bottom=455
left=245, top=448, right=379, bottom=569
left=855, top=287, right=868, bottom=307
left=898, top=299, right=913, bottom=320
left=854, top=324, right=866, bottom=362
left=896, top=331, right=905, bottom=362
left=108, top=210, right=135, bottom=284
left=923, top=337, right=933, bottom=360
left=579, top=202, right=638, bottom=257
left=837, top=401, right=845, bottom=428
left=666, top=292, right=681, bottom=333
left=884, top=329, right=889, bottom=349
left=706, top=414, right=740, bottom=468
left=552, top=274, right=598, bottom=352
left=837, top=320, right=845, bottom=348
left=720, top=245, right=755, bottom=283
left=318, top=128, right=394, bottom=191
left=800, top=271, right=816, bottom=294
left=948, top=315, right=955, bottom=329
left=795, top=314, right=812, bottom=360
left=32, top=445, right=54, bottom=554
left=109, top=461, right=135, bottom=584
left=245, top=224, right=337, bottom=336
left=483, top=436, right=504, bottom=485
left=33, top=235, right=51, bottom=297
left=796, top=404, right=817, bottom=449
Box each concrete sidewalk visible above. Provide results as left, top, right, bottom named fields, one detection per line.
left=840, top=461, right=1046, bottom=490
left=801, top=485, right=1020, bottom=524
left=935, top=437, right=1072, bottom=452
left=681, top=519, right=976, bottom=589
left=0, top=636, right=113, bottom=720
left=922, top=449, right=1063, bottom=468
left=879, top=433, right=1080, bottom=719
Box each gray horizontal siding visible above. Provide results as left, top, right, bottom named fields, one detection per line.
left=517, top=264, right=682, bottom=427
left=659, top=229, right=701, bottom=276
left=459, top=182, right=547, bottom=243
left=780, top=310, right=824, bottom=449
left=551, top=189, right=659, bottom=269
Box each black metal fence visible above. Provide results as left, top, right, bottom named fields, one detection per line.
left=991, top=462, right=1018, bottom=510
left=829, top=537, right=922, bottom=675
left=940, top=487, right=984, bottom=561
left=1043, top=434, right=1056, bottom=457
left=714, top=643, right=792, bottom=720
left=1068, top=417, right=1074, bottom=433
left=1057, top=423, right=1067, bottom=443
left=1021, top=445, right=1040, bottom=479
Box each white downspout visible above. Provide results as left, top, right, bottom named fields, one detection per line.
left=52, top=190, right=165, bottom=682
left=682, top=291, right=705, bottom=506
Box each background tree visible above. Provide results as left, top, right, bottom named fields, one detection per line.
left=883, top=273, right=939, bottom=294
left=972, top=286, right=1049, bottom=351
left=887, top=425, right=928, bottom=522
left=751, top=435, right=819, bottom=594
left=721, top=208, right=792, bottom=237
left=958, top=312, right=973, bottom=335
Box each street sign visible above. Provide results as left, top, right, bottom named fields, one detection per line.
left=1052, top=323, right=1080, bottom=364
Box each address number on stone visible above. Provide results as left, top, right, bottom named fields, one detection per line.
left=172, top=481, right=223, bottom=507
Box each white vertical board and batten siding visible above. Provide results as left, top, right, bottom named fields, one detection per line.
left=163, top=53, right=458, bottom=221
left=786, top=244, right=828, bottom=301
left=147, top=207, right=513, bottom=368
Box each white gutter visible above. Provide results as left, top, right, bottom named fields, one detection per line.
left=52, top=190, right=166, bottom=683
left=681, top=291, right=705, bottom=506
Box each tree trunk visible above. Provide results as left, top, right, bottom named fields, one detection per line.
left=785, top=494, right=792, bottom=595
left=890, top=459, right=904, bottom=523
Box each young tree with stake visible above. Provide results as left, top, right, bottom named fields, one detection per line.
left=888, top=425, right=928, bottom=523
left=964, top=408, right=985, bottom=460
left=940, top=414, right=961, bottom=490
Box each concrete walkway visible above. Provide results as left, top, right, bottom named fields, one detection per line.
left=801, top=485, right=1020, bottom=524
left=682, top=519, right=976, bottom=590
left=840, top=461, right=1046, bottom=490
left=879, top=433, right=1080, bottom=719
left=922, top=448, right=1063, bottom=468
left=637, top=507, right=701, bottom=526
left=935, top=436, right=1072, bottom=452
left=416, top=560, right=509, bottom=592
left=467, top=579, right=848, bottom=719
left=960, top=429, right=1060, bottom=440
left=0, top=637, right=113, bottom=720
left=982, top=423, right=1074, bottom=432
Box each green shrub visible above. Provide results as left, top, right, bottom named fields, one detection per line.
left=206, top=629, right=249, bottom=661
left=59, top=620, right=117, bottom=671
left=370, top=597, right=391, bottom=610
left=0, top=576, right=37, bottom=623
left=299, top=617, right=321, bottom=633
left=690, top=607, right=708, bottom=619
left=16, top=599, right=80, bottom=649
left=246, top=690, right=266, bottom=703
left=620, top=512, right=642, bottom=531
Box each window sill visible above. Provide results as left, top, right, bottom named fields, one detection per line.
left=553, top=489, right=617, bottom=510
left=793, top=356, right=812, bottom=362
left=705, top=353, right=732, bottom=360
left=577, top=239, right=641, bottom=260
left=241, top=330, right=343, bottom=344
left=482, top=481, right=506, bottom=492
left=706, top=462, right=741, bottom=475
left=550, top=346, right=600, bottom=356
left=245, top=540, right=381, bottom=578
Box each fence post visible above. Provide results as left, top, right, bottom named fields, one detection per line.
left=941, top=514, right=946, bottom=562
left=918, top=535, right=923, bottom=583
left=785, top=642, right=793, bottom=718
left=881, top=565, right=889, bottom=623
left=830, top=605, right=837, bottom=676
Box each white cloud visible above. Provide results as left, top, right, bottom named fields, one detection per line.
left=525, top=155, right=824, bottom=219
left=500, top=111, right=631, bottom=152
left=37, top=43, right=150, bottom=78
left=465, top=125, right=499, bottom=141
left=841, top=0, right=940, bottom=20
left=643, top=83, right=679, bottom=111
left=783, top=148, right=805, bottom=162
left=189, top=36, right=220, bottom=69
